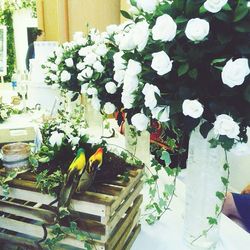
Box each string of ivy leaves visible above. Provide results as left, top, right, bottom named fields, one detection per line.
left=0, top=0, right=37, bottom=81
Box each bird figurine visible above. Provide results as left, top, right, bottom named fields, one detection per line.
left=77, top=147, right=104, bottom=193
left=58, top=148, right=86, bottom=211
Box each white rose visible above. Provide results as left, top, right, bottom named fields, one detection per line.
left=142, top=83, right=161, bottom=110
left=151, top=51, right=173, bottom=76
left=105, top=81, right=117, bottom=94
left=137, top=0, right=158, bottom=13
left=129, top=6, right=140, bottom=15
left=84, top=53, right=98, bottom=66
left=119, top=30, right=136, bottom=51
left=76, top=62, right=86, bottom=71
left=151, top=106, right=170, bottom=122
left=132, top=20, right=149, bottom=52
left=231, top=142, right=250, bottom=156
left=114, top=70, right=125, bottom=84
left=95, top=44, right=108, bottom=56
left=91, top=96, right=101, bottom=111
left=78, top=46, right=92, bottom=57
left=214, top=114, right=240, bottom=139
left=93, top=61, right=104, bottom=73
left=81, top=67, right=93, bottom=79
left=81, top=83, right=89, bottom=94
left=49, top=131, right=64, bottom=147
left=121, top=92, right=135, bottom=109
left=204, top=0, right=228, bottom=13
left=152, top=14, right=177, bottom=42
left=50, top=63, right=58, bottom=71
left=123, top=74, right=139, bottom=92
left=55, top=57, right=62, bottom=65
left=60, top=70, right=71, bottom=82
left=126, top=59, right=142, bottom=76
left=131, top=113, right=150, bottom=131
left=65, top=58, right=74, bottom=67
left=185, top=18, right=210, bottom=42
left=49, top=73, right=58, bottom=82
left=222, top=58, right=250, bottom=88
left=182, top=99, right=204, bottom=119
left=103, top=102, right=116, bottom=114
left=87, top=87, right=98, bottom=96
left=113, top=51, right=126, bottom=71
left=69, top=136, right=80, bottom=146
left=114, top=33, right=123, bottom=46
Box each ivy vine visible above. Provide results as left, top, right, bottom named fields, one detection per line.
left=0, top=0, right=36, bottom=81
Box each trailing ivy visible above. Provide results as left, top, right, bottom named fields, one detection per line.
left=0, top=0, right=36, bottom=81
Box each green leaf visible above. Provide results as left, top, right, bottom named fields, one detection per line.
left=234, top=21, right=250, bottom=33
left=216, top=191, right=225, bottom=201
left=199, top=5, right=207, bottom=14
left=120, top=10, right=132, bottom=20
left=178, top=63, right=189, bottom=77
left=164, top=184, right=175, bottom=197
left=160, top=151, right=171, bottom=166
left=234, top=0, right=248, bottom=22
left=175, top=16, right=188, bottom=24
left=223, top=163, right=229, bottom=171
left=146, top=214, right=157, bottom=225
left=207, top=217, right=218, bottom=225
left=209, top=138, right=219, bottom=148
left=211, top=58, right=227, bottom=65
left=153, top=202, right=162, bottom=214
left=223, top=3, right=232, bottom=11
left=215, top=204, right=220, bottom=215
left=221, top=176, right=229, bottom=186
left=165, top=166, right=174, bottom=176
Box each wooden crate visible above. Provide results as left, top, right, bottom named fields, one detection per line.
left=0, top=168, right=143, bottom=250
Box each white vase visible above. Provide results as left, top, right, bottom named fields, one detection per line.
left=124, top=120, right=151, bottom=167
left=184, top=127, right=226, bottom=250
left=81, top=94, right=103, bottom=137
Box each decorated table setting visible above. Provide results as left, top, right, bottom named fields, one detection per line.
left=1, top=0, right=250, bottom=249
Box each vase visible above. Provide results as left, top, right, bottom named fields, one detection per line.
left=81, top=94, right=103, bottom=137
left=124, top=120, right=151, bottom=167
left=183, top=127, right=226, bottom=250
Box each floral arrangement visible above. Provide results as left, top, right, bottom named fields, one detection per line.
left=112, top=0, right=250, bottom=151
left=0, top=103, right=20, bottom=123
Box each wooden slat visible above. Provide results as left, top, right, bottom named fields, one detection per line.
left=123, top=224, right=141, bottom=250
left=0, top=200, right=56, bottom=224
left=108, top=183, right=143, bottom=233
left=105, top=195, right=142, bottom=250
left=93, top=183, right=123, bottom=196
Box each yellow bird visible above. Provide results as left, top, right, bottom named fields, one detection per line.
left=77, top=147, right=104, bottom=193
left=58, top=148, right=86, bottom=209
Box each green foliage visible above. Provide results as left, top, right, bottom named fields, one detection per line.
left=0, top=0, right=36, bottom=81
left=0, top=171, right=18, bottom=198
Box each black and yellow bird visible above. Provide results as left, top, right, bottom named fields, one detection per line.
left=77, top=147, right=103, bottom=193
left=58, top=148, right=86, bottom=210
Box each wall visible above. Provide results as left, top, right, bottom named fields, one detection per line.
left=13, top=9, right=37, bottom=72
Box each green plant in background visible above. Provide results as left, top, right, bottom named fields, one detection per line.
left=0, top=0, right=36, bottom=81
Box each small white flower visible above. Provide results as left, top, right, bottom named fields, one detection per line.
left=105, top=81, right=117, bottom=94
left=49, top=131, right=64, bottom=147
left=123, top=74, right=139, bottom=92
left=121, top=92, right=135, bottom=109
left=114, top=70, right=126, bottom=84
left=49, top=73, right=58, bottom=82
left=76, top=61, right=86, bottom=71
left=84, top=53, right=98, bottom=66
left=91, top=96, right=101, bottom=111
left=222, top=58, right=250, bottom=88
left=151, top=106, right=170, bottom=122
left=65, top=58, right=74, bottom=67
left=106, top=24, right=119, bottom=35
left=55, top=57, right=62, bottom=65
left=182, top=99, right=204, bottom=119
left=136, top=0, right=158, bottom=13
left=131, top=113, right=150, bottom=131
left=126, top=59, right=142, bottom=76
left=113, top=51, right=126, bottom=71
left=129, top=6, right=140, bottom=15
left=95, top=44, right=108, bottom=56
left=152, top=14, right=177, bottom=42
left=81, top=67, right=93, bottom=79
left=50, top=63, right=58, bottom=71
left=185, top=18, right=210, bottom=42
left=87, top=87, right=98, bottom=96
left=142, top=83, right=161, bottom=110
left=214, top=114, right=240, bottom=139
left=79, top=46, right=92, bottom=57
left=0, top=110, right=8, bottom=119
left=204, top=0, right=228, bottom=13
left=119, top=30, right=136, bottom=51
left=69, top=136, right=80, bottom=146
left=151, top=51, right=173, bottom=76
left=60, top=70, right=71, bottom=82
left=132, top=20, right=150, bottom=52
left=103, top=102, right=116, bottom=114
left=93, top=61, right=104, bottom=73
